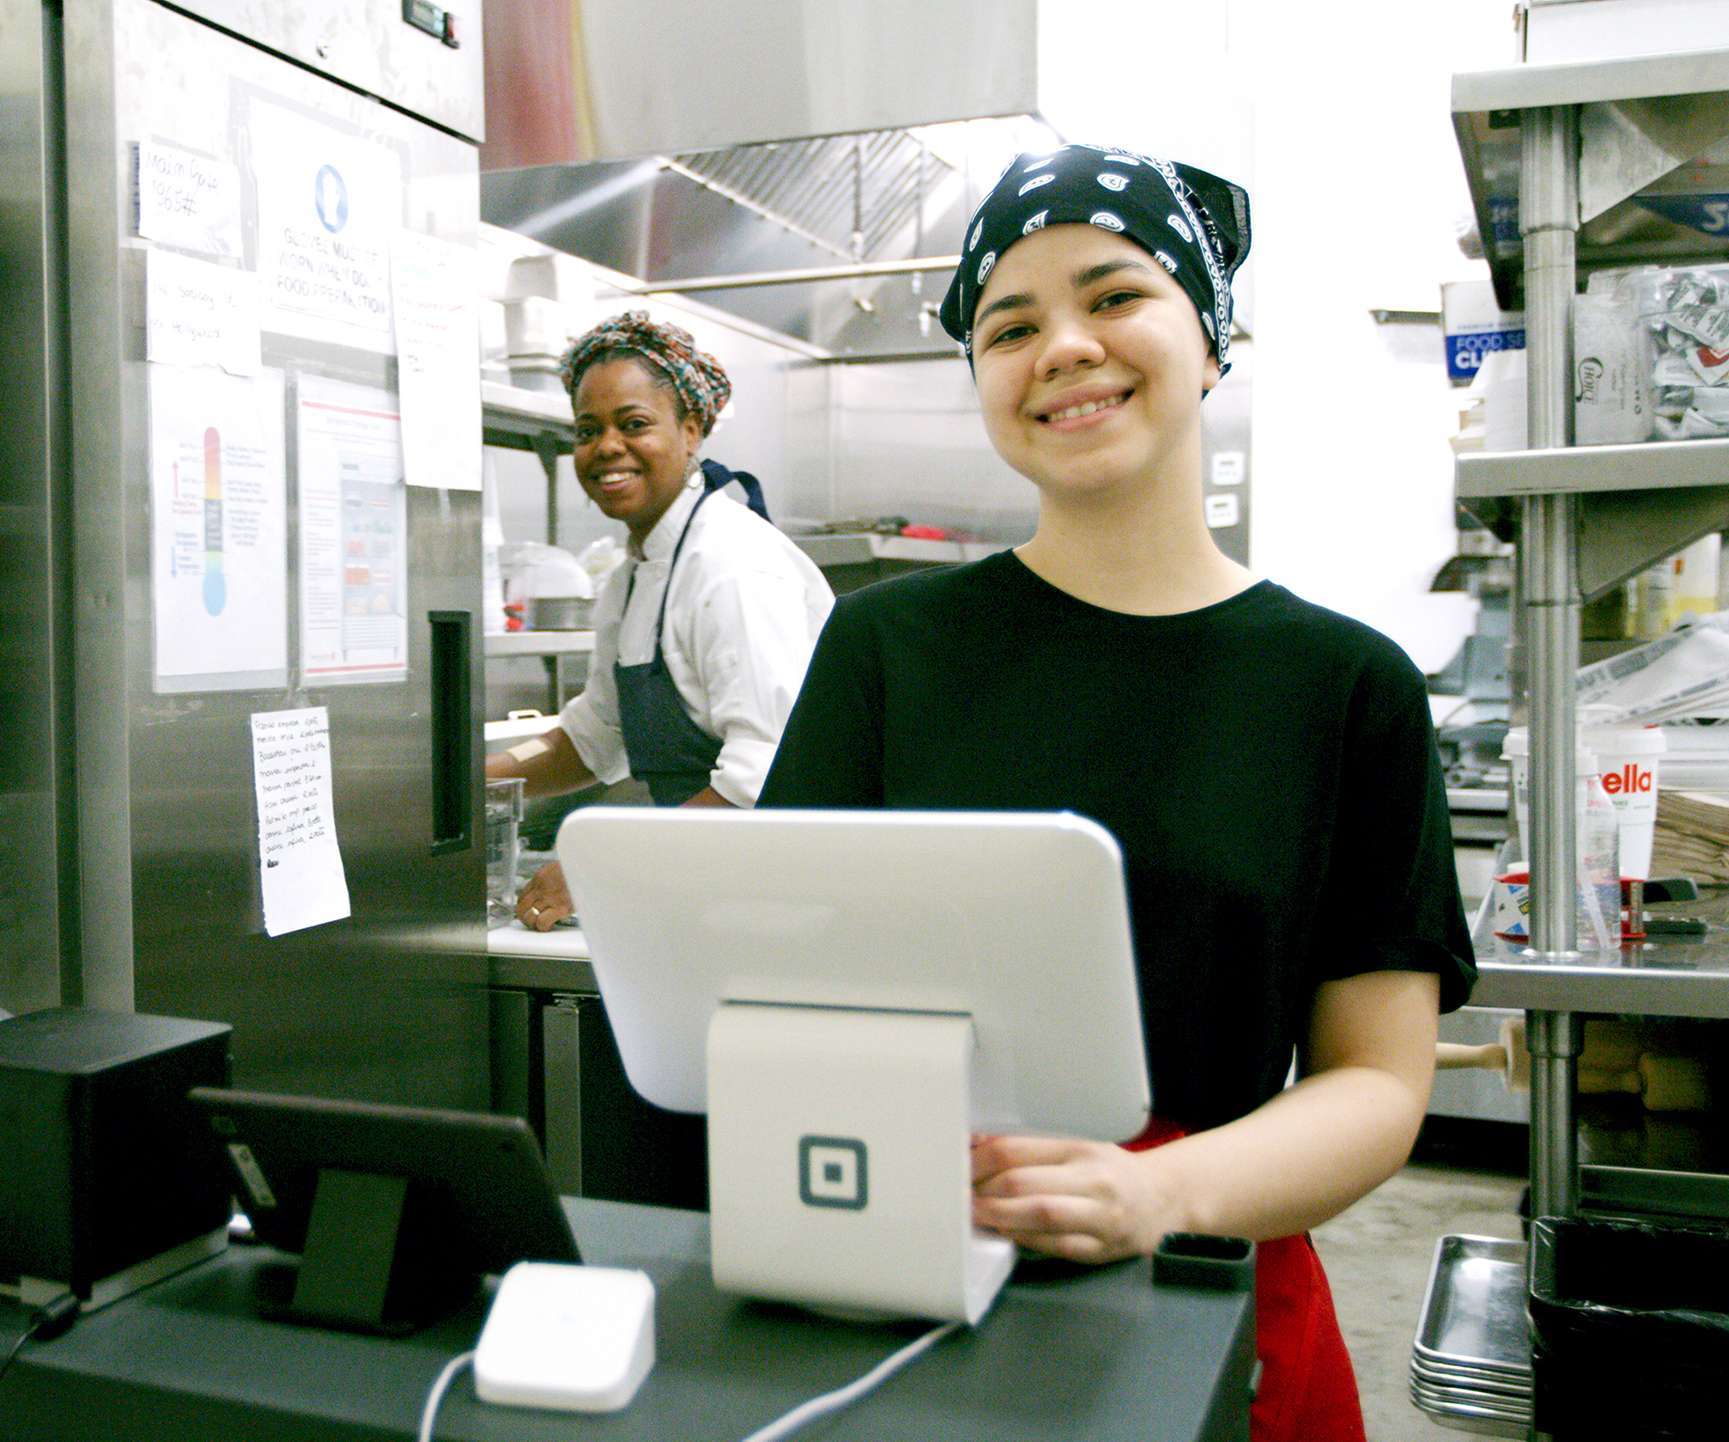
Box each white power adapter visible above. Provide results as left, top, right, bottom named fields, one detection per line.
left=473, top=1261, right=655, bottom=1413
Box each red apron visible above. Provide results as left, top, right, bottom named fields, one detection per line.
left=1126, top=1118, right=1366, bottom=1442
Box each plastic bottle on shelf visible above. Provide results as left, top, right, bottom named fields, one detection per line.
left=1577, top=754, right=1620, bottom=952
left=1497, top=733, right=1620, bottom=951
left=1633, top=559, right=1676, bottom=638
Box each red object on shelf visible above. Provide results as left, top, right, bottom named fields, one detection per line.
left=899, top=524, right=953, bottom=540
left=1619, top=877, right=1646, bottom=941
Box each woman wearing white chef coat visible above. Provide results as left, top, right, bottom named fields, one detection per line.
left=486, top=311, right=832, bottom=931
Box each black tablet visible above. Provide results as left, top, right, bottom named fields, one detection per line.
left=188, top=1086, right=580, bottom=1333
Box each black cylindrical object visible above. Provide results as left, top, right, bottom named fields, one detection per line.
left=1530, top=1214, right=1729, bottom=1440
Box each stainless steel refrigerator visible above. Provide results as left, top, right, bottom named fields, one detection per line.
left=2, top=0, right=492, bottom=1107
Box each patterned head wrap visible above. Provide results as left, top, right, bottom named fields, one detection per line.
left=559, top=310, right=733, bottom=437
left=939, top=144, right=1251, bottom=379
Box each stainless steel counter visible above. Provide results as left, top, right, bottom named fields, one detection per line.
left=486, top=920, right=596, bottom=993
left=1472, top=945, right=1729, bottom=1020
left=1472, top=892, right=1729, bottom=1020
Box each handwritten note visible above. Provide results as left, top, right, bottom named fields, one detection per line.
left=391, top=230, right=482, bottom=490
left=250, top=707, right=351, bottom=936
left=133, top=140, right=243, bottom=258
left=146, top=249, right=261, bottom=375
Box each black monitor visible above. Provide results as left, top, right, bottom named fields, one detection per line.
left=187, top=1086, right=580, bottom=1335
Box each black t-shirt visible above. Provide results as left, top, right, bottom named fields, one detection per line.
left=759, top=552, right=1476, bottom=1131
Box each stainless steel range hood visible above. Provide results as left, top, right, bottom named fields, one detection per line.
left=480, top=0, right=1056, bottom=357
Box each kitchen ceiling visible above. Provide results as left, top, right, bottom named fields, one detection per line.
left=479, top=0, right=1053, bottom=358
left=482, top=133, right=984, bottom=357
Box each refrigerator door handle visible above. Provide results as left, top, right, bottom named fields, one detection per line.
left=429, top=609, right=473, bottom=855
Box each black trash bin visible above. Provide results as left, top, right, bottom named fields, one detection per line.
left=1529, top=1215, right=1729, bottom=1441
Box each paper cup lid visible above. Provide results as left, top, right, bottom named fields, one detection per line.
left=1580, top=723, right=1667, bottom=756
left=1499, top=727, right=1601, bottom=772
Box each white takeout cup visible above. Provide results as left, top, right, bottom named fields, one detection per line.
left=1579, top=716, right=1665, bottom=880
left=1502, top=730, right=1596, bottom=869
left=1503, top=723, right=1665, bottom=880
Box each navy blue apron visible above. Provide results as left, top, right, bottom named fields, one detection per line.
left=614, top=465, right=768, bottom=805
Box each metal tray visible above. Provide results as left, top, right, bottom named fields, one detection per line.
left=1411, top=1356, right=1532, bottom=1400
left=1414, top=1235, right=1531, bottom=1378
left=1410, top=1376, right=1534, bottom=1417
left=1409, top=1383, right=1529, bottom=1439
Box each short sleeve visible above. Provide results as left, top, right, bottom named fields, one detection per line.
left=557, top=568, right=632, bottom=785
left=758, top=592, right=886, bottom=808
left=1311, top=647, right=1477, bottom=1013
left=684, top=567, right=827, bottom=807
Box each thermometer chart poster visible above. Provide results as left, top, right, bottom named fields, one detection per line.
left=148, top=365, right=289, bottom=692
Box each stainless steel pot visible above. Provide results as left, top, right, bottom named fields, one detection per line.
left=527, top=596, right=594, bottom=631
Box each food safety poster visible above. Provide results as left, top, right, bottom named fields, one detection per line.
left=148, top=364, right=288, bottom=692
left=249, top=98, right=404, bottom=355
left=295, top=376, right=408, bottom=685
left=250, top=706, right=351, bottom=937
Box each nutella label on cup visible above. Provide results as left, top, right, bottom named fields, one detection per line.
left=1596, top=759, right=1659, bottom=825
left=1599, top=762, right=1654, bottom=796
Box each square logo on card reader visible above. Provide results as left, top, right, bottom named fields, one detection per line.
left=798, top=1135, right=868, bottom=1210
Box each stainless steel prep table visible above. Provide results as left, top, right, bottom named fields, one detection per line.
left=1471, top=910, right=1729, bottom=1021
left=0, top=1197, right=1255, bottom=1442
left=1473, top=888, right=1729, bottom=1219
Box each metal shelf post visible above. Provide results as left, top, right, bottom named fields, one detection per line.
left=1521, top=104, right=1583, bottom=1225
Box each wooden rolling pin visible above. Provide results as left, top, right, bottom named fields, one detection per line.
left=1435, top=1041, right=1641, bottom=1096
left=1436, top=1017, right=1713, bottom=1111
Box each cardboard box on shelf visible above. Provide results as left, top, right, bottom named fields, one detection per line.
left=1442, top=280, right=1525, bottom=388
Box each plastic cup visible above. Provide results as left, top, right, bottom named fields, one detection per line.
left=1502, top=730, right=1599, bottom=866
left=485, top=777, right=526, bottom=924
left=1579, top=719, right=1665, bottom=881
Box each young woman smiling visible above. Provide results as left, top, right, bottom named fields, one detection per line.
left=488, top=312, right=833, bottom=932
left=759, top=146, right=1475, bottom=1442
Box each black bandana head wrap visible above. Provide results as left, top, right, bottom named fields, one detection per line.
left=559, top=310, right=733, bottom=437
left=939, top=144, right=1251, bottom=379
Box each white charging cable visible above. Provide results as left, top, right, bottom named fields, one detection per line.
left=737, top=1321, right=960, bottom=1442
left=417, top=1349, right=475, bottom=1442
left=418, top=1321, right=957, bottom=1441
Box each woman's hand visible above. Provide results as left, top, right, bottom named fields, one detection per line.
left=515, top=860, right=575, bottom=931
left=970, top=1134, right=1187, bottom=1264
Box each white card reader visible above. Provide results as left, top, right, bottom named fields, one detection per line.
left=474, top=1261, right=655, bottom=1412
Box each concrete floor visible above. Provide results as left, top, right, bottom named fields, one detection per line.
left=1312, top=1131, right=1527, bottom=1441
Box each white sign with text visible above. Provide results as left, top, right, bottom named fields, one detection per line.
left=391, top=229, right=482, bottom=490
left=146, top=249, right=261, bottom=376
left=250, top=706, right=352, bottom=937
left=249, top=100, right=403, bottom=353
left=134, top=140, right=243, bottom=258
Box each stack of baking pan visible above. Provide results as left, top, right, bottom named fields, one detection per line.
left=1410, top=1235, right=1533, bottom=1437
